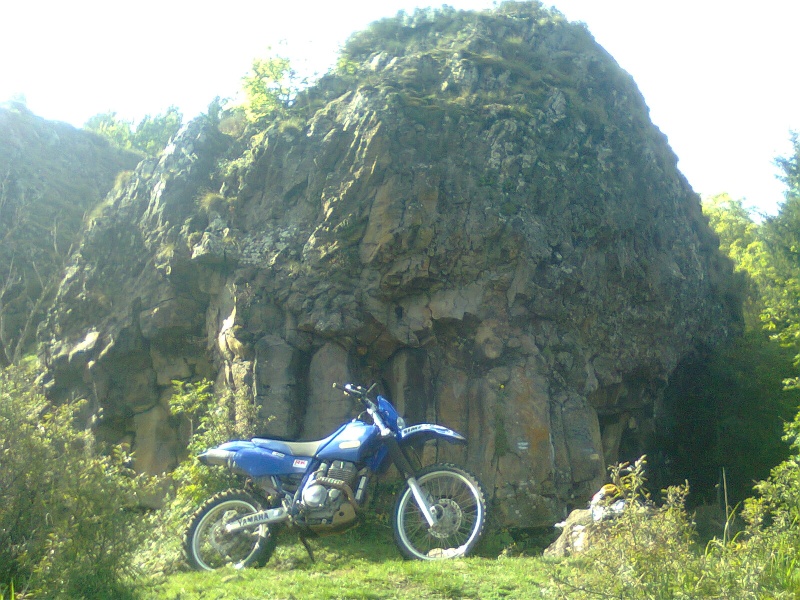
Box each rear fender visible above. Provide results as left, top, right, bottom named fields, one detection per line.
left=197, top=440, right=312, bottom=477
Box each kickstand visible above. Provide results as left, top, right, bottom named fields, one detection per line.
left=299, top=535, right=315, bottom=562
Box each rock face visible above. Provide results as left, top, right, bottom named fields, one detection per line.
left=38, top=3, right=741, bottom=526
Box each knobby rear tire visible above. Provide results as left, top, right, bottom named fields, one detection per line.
left=392, top=463, right=487, bottom=560
left=183, top=489, right=276, bottom=571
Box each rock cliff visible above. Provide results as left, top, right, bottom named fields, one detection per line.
left=37, top=2, right=741, bottom=526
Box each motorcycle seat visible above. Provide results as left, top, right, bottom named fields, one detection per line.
left=251, top=430, right=337, bottom=457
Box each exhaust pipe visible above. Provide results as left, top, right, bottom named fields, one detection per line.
left=224, top=507, right=289, bottom=533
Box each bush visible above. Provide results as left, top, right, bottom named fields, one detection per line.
left=0, top=361, right=159, bottom=599
left=545, top=454, right=800, bottom=599
left=134, top=381, right=261, bottom=576
left=168, top=380, right=260, bottom=505
left=546, top=458, right=706, bottom=599
left=740, top=409, right=800, bottom=594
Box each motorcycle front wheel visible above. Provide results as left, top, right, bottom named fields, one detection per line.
left=183, top=489, right=276, bottom=571
left=393, top=464, right=486, bottom=560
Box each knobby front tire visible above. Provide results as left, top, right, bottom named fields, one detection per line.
left=183, top=489, right=276, bottom=571
left=392, top=464, right=486, bottom=560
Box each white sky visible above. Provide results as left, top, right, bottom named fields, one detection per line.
left=1, top=0, right=798, bottom=216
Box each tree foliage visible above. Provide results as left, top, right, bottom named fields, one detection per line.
left=758, top=134, right=800, bottom=386
left=703, top=193, right=773, bottom=326
left=240, top=54, right=299, bottom=122
left=702, top=135, right=800, bottom=380
left=0, top=361, right=158, bottom=598
left=692, top=138, right=800, bottom=502
left=84, top=106, right=183, bottom=157
left=702, top=138, right=800, bottom=388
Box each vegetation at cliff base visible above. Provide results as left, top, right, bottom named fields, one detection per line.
left=0, top=360, right=159, bottom=599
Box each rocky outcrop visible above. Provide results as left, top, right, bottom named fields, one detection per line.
left=37, top=2, right=741, bottom=526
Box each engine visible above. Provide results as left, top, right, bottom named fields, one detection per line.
left=298, top=460, right=366, bottom=529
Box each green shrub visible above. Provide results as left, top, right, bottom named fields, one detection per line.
left=134, top=381, right=261, bottom=576
left=545, top=453, right=800, bottom=599
left=739, top=409, right=800, bottom=594
left=84, top=107, right=182, bottom=157
left=546, top=458, right=706, bottom=599
left=0, top=361, right=159, bottom=599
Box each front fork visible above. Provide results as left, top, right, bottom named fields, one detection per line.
left=406, top=476, right=438, bottom=527
left=385, top=436, right=439, bottom=527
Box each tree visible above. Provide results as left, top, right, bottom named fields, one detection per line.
left=702, top=194, right=759, bottom=263
left=83, top=112, right=135, bottom=149
left=758, top=134, right=800, bottom=385
left=696, top=182, right=800, bottom=501
left=702, top=193, right=769, bottom=326
left=776, top=132, right=800, bottom=199
left=84, top=106, right=183, bottom=157
left=132, top=106, right=183, bottom=155
left=703, top=136, right=800, bottom=388
left=240, top=54, right=298, bottom=121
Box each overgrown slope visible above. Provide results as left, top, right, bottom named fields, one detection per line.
left=0, top=102, right=142, bottom=364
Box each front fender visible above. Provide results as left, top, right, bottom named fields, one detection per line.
left=398, top=423, right=467, bottom=446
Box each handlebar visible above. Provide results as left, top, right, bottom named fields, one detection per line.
left=333, top=382, right=392, bottom=437
left=332, top=382, right=377, bottom=401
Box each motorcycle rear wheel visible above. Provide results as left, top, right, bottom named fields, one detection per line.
left=183, top=489, right=276, bottom=571
left=393, top=464, right=486, bottom=560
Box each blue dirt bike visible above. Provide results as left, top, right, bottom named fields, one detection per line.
left=183, top=383, right=487, bottom=570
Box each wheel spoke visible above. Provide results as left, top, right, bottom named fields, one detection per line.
left=394, top=466, right=486, bottom=560
left=185, top=492, right=271, bottom=571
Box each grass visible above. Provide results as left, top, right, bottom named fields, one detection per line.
left=149, top=557, right=551, bottom=600
left=139, top=463, right=800, bottom=600
left=143, top=522, right=553, bottom=600
left=138, top=459, right=800, bottom=600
